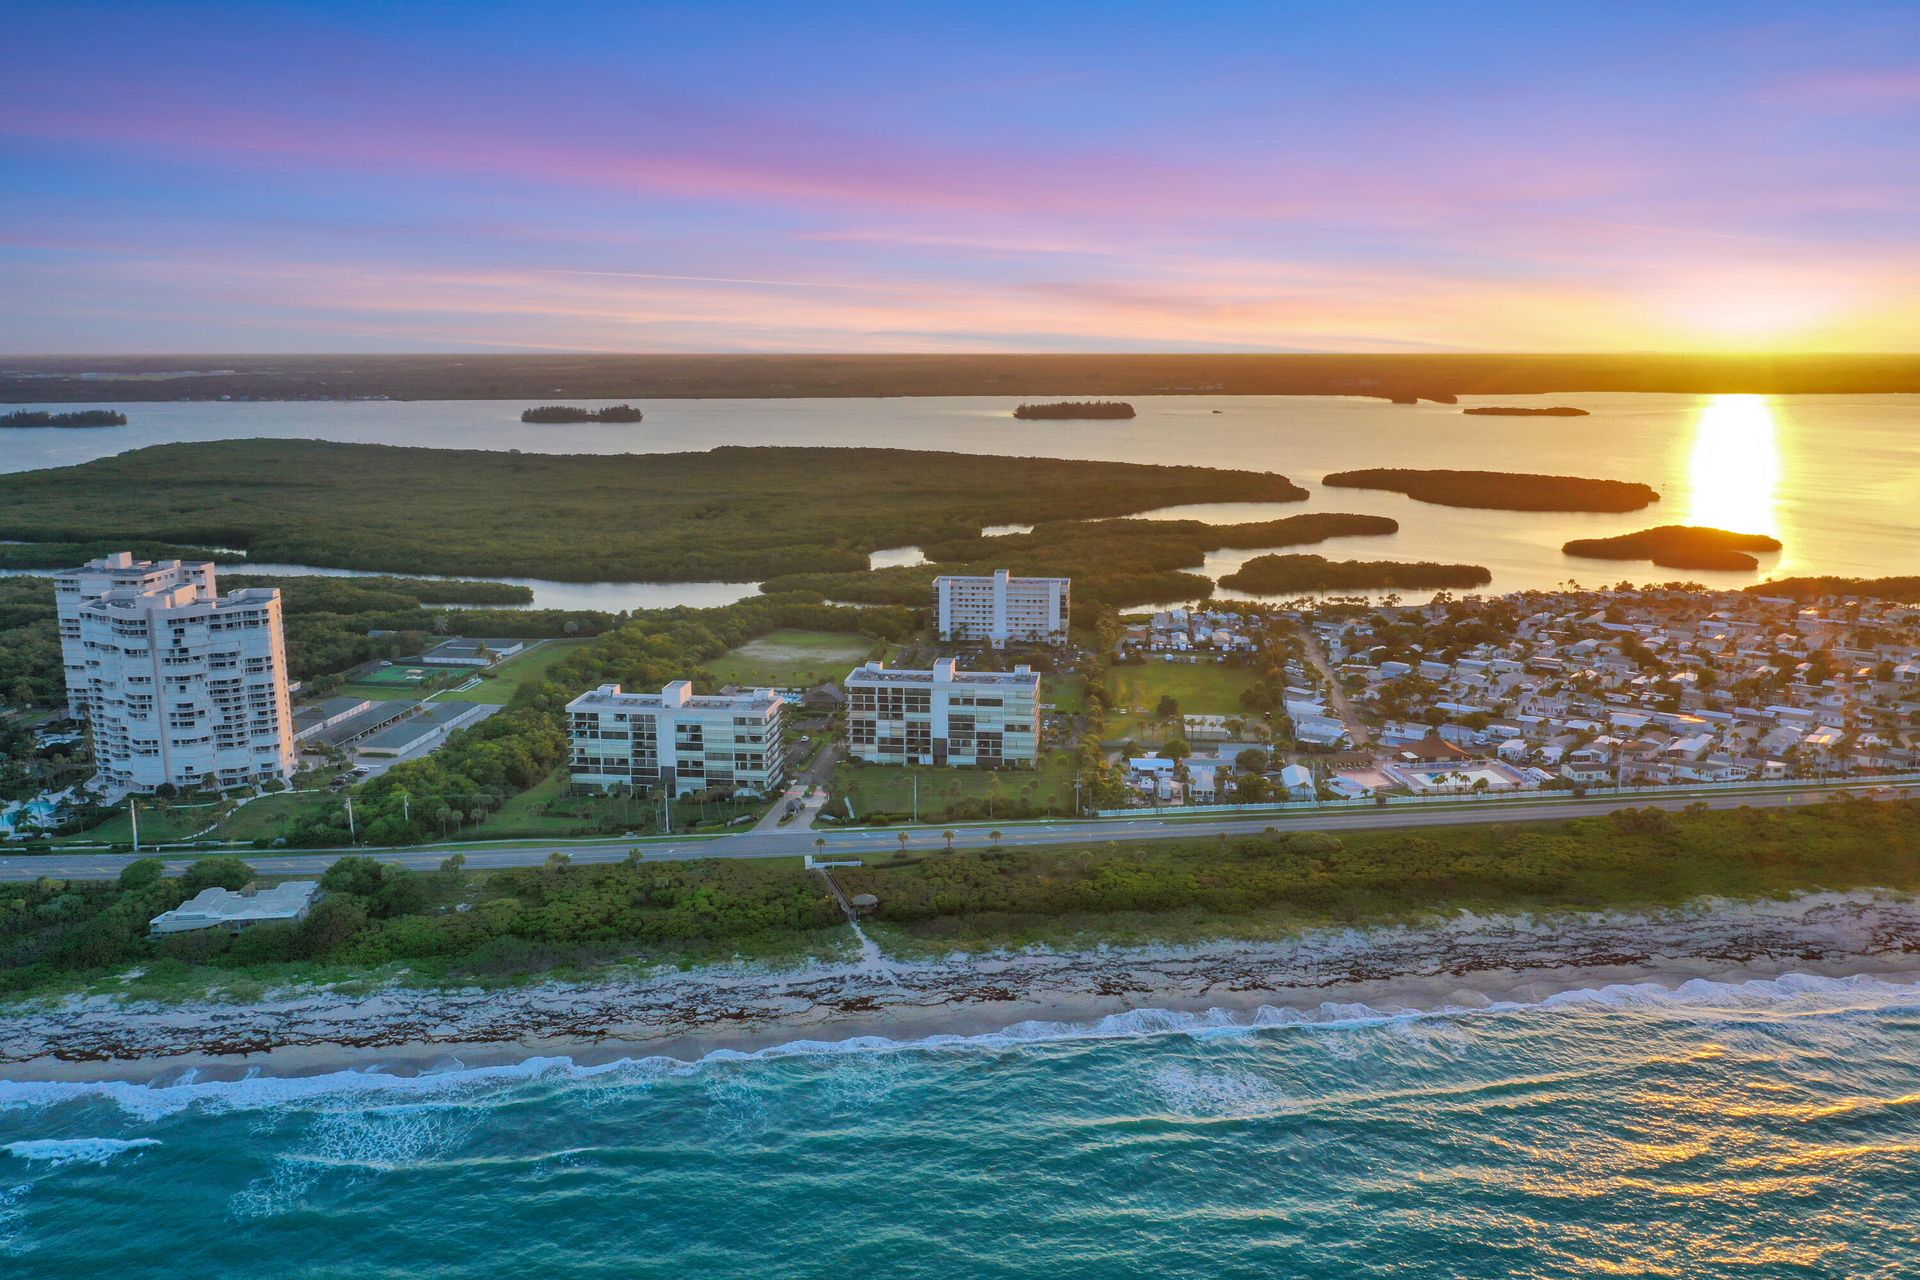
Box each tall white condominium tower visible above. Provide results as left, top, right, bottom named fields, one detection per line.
left=567, top=680, right=787, bottom=797
left=934, top=569, right=1070, bottom=646
left=844, top=658, right=1040, bottom=767
left=56, top=553, right=297, bottom=792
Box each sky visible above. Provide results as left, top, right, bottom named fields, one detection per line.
left=2, top=1, right=1917, bottom=354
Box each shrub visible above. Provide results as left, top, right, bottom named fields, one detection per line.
left=118, top=857, right=166, bottom=890
left=180, top=855, right=257, bottom=894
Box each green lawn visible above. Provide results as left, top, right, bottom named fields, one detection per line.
left=1107, top=660, right=1257, bottom=715
left=61, top=802, right=218, bottom=846
left=831, top=752, right=1078, bottom=823
left=218, top=790, right=338, bottom=842
left=704, top=629, right=877, bottom=688
left=58, top=790, right=340, bottom=847
left=330, top=682, right=436, bottom=704
left=1044, top=674, right=1088, bottom=714
left=433, top=639, right=592, bottom=704
left=473, top=767, right=767, bottom=838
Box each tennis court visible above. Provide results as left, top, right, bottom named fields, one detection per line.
left=359, top=664, right=450, bottom=687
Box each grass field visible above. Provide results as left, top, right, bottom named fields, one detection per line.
left=1107, top=660, right=1256, bottom=715
left=63, top=803, right=217, bottom=846
left=218, top=790, right=339, bottom=842
left=434, top=639, right=592, bottom=704
left=474, top=767, right=767, bottom=837
left=1044, top=674, right=1088, bottom=714
left=474, top=769, right=650, bottom=837
left=704, top=629, right=877, bottom=688
left=59, top=790, right=340, bottom=847
left=831, top=753, right=1078, bottom=823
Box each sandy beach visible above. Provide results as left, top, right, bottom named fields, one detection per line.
left=6, top=889, right=1918, bottom=1086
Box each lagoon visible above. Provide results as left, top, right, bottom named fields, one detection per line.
left=1, top=392, right=1913, bottom=605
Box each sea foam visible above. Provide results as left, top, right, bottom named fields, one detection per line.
left=2, top=1137, right=161, bottom=1167
left=2, top=971, right=1916, bottom=1121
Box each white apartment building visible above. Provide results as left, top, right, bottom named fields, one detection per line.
left=934, top=570, right=1070, bottom=646
left=56, top=553, right=296, bottom=792
left=567, top=680, right=786, bottom=797
left=845, top=658, right=1040, bottom=767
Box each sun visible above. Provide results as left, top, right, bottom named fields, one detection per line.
left=1687, top=394, right=1780, bottom=537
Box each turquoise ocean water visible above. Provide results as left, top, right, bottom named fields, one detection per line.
left=4, top=973, right=1919, bottom=1278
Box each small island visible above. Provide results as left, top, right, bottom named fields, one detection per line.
left=1563, top=526, right=1782, bottom=572
left=1462, top=406, right=1589, bottom=417
left=0, top=409, right=128, bottom=428
left=1012, top=401, right=1136, bottom=420
left=1220, top=553, right=1491, bottom=593
left=520, top=404, right=645, bottom=424
left=1322, top=468, right=1658, bottom=513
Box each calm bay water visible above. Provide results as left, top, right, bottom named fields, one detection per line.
left=4, top=393, right=1916, bottom=606
left=4, top=975, right=1919, bottom=1278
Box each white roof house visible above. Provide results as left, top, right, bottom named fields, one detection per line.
left=149, top=882, right=322, bottom=936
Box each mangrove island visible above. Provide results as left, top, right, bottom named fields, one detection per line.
left=0, top=409, right=128, bottom=428
left=1563, top=526, right=1783, bottom=572
left=0, top=439, right=1305, bottom=583
left=1461, top=406, right=1589, bottom=417
left=1012, top=401, right=1136, bottom=420
left=1219, top=553, right=1492, bottom=593
left=1322, top=468, right=1659, bottom=512
left=520, top=404, right=645, bottom=423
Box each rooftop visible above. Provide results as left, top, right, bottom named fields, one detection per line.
left=568, top=680, right=781, bottom=712
left=845, top=658, right=1039, bottom=688
left=149, top=881, right=320, bottom=935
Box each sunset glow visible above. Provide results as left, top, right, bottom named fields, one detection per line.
left=1688, top=394, right=1783, bottom=537
left=3, top=1, right=1918, bottom=353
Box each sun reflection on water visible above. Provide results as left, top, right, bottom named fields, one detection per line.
left=1687, top=394, right=1780, bottom=537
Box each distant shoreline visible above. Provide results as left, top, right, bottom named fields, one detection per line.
left=5, top=890, right=1914, bottom=1087
left=4, top=353, right=1919, bottom=403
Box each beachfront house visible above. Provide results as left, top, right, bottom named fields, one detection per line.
left=149, top=881, right=322, bottom=937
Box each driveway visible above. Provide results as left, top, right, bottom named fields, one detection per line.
left=752, top=741, right=839, bottom=832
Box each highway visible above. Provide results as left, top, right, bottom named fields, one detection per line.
left=2, top=778, right=1900, bottom=883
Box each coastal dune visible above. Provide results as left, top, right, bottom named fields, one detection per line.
left=6, top=890, right=1916, bottom=1087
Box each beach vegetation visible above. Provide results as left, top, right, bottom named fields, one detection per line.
left=8, top=798, right=1920, bottom=999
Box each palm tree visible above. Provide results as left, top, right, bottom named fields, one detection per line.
left=896, top=831, right=910, bottom=854
left=814, top=836, right=827, bottom=855
left=942, top=829, right=956, bottom=851
left=989, top=829, right=1003, bottom=849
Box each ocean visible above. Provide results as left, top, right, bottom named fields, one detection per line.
left=5, top=973, right=1918, bottom=1278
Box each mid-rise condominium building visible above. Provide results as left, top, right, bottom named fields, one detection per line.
left=566, top=680, right=787, bottom=797
left=55, top=552, right=296, bottom=792
left=934, top=569, right=1070, bottom=646
left=844, top=658, right=1040, bottom=767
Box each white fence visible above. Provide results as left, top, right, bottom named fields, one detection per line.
left=1093, top=772, right=1920, bottom=820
